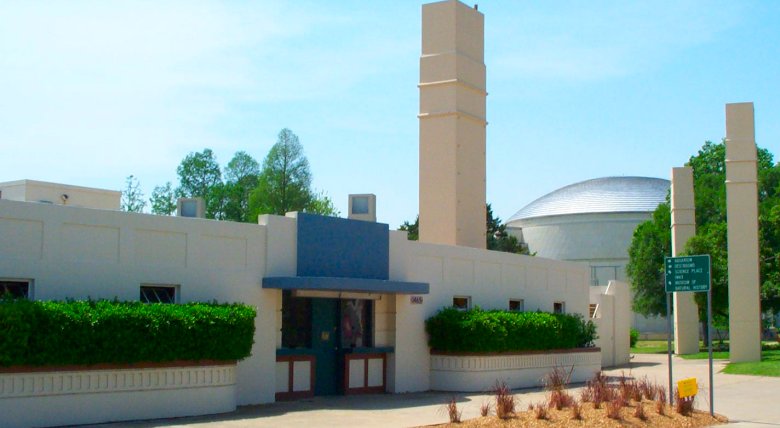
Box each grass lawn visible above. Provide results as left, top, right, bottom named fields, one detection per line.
left=631, top=340, right=780, bottom=376
left=631, top=340, right=670, bottom=354
left=723, top=350, right=780, bottom=376
left=678, top=351, right=729, bottom=360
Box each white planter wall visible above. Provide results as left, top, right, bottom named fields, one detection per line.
left=430, top=349, right=601, bottom=392
left=0, top=364, right=236, bottom=428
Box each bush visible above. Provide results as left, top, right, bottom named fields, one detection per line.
left=0, top=298, right=256, bottom=367
left=630, top=327, right=640, bottom=347
left=425, top=307, right=597, bottom=353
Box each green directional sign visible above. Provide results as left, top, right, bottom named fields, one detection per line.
left=665, top=255, right=711, bottom=293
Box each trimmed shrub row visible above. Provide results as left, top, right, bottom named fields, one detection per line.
left=425, top=307, right=597, bottom=353
left=0, top=299, right=256, bottom=367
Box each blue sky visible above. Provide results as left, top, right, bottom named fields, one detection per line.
left=2, top=1, right=779, bottom=228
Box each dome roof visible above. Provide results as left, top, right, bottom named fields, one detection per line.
left=507, top=176, right=670, bottom=222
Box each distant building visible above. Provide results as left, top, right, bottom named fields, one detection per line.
left=506, top=176, right=670, bottom=335
left=0, top=179, right=120, bottom=211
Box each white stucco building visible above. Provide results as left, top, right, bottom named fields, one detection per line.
left=506, top=176, right=670, bottom=335
left=0, top=2, right=629, bottom=426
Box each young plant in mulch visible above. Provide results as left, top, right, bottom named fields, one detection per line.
left=445, top=397, right=462, bottom=423
left=655, top=385, right=668, bottom=415
left=479, top=400, right=491, bottom=417
left=634, top=401, right=648, bottom=420
left=544, top=365, right=576, bottom=410
left=570, top=401, right=583, bottom=420
left=606, top=396, right=624, bottom=420
left=533, top=402, right=549, bottom=420
left=674, top=388, right=695, bottom=416
left=493, top=381, right=515, bottom=419
left=581, top=370, right=612, bottom=409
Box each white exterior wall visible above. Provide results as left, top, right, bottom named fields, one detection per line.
left=0, top=365, right=236, bottom=428
left=509, top=212, right=668, bottom=335
left=2, top=198, right=598, bottom=415
left=591, top=281, right=631, bottom=367
left=388, top=230, right=590, bottom=393
left=0, top=199, right=276, bottom=406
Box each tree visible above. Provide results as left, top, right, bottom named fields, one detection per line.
left=222, top=151, right=261, bottom=222
left=399, top=216, right=419, bottom=240
left=248, top=128, right=314, bottom=218
left=626, top=139, right=780, bottom=327
left=175, top=148, right=223, bottom=219
left=625, top=202, right=671, bottom=317
left=398, top=205, right=530, bottom=255
left=305, top=190, right=340, bottom=216
left=150, top=182, right=176, bottom=215
left=121, top=175, right=146, bottom=213
left=486, top=203, right=530, bottom=255
left=176, top=149, right=222, bottom=199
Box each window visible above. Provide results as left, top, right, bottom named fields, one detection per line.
left=553, top=301, right=565, bottom=314
left=281, top=290, right=312, bottom=348
left=452, top=296, right=471, bottom=310
left=509, top=299, right=524, bottom=311
left=341, top=299, right=373, bottom=348
left=140, top=285, right=177, bottom=304
left=0, top=280, right=31, bottom=299
left=351, top=196, right=369, bottom=214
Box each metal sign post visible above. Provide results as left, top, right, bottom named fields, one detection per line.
left=707, top=269, right=714, bottom=416
left=664, top=255, right=713, bottom=416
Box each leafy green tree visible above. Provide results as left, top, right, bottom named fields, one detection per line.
left=399, top=205, right=530, bottom=255
left=305, top=190, right=340, bottom=216
left=150, top=182, right=176, bottom=215
left=486, top=203, right=530, bottom=255
left=626, top=202, right=671, bottom=317
left=248, top=128, right=314, bottom=218
left=222, top=151, right=261, bottom=222
left=627, top=140, right=780, bottom=326
left=120, top=175, right=146, bottom=213
left=174, top=148, right=223, bottom=219
left=176, top=149, right=222, bottom=199
left=399, top=216, right=419, bottom=240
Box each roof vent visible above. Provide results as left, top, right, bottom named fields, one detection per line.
left=177, top=198, right=205, bottom=218
left=348, top=194, right=376, bottom=222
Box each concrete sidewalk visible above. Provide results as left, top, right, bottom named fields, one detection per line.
left=83, top=354, right=780, bottom=427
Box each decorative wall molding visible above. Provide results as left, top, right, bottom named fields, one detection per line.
left=0, top=364, right=235, bottom=399
left=430, top=349, right=601, bottom=392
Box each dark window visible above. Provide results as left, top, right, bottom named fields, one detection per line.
left=453, top=296, right=470, bottom=310
left=553, top=301, right=565, bottom=314
left=509, top=299, right=524, bottom=311
left=282, top=290, right=312, bottom=348
left=0, top=280, right=30, bottom=299
left=341, top=299, right=373, bottom=348
left=140, top=285, right=176, bottom=304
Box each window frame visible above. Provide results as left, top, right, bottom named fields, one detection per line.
left=0, top=278, right=32, bottom=299
left=553, top=301, right=566, bottom=314
left=140, top=284, right=179, bottom=304
left=452, top=296, right=471, bottom=311
left=509, top=298, right=524, bottom=312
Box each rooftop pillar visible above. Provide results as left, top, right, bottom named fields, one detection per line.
left=671, top=167, right=699, bottom=354
left=418, top=0, right=486, bottom=248
left=725, top=102, right=761, bottom=363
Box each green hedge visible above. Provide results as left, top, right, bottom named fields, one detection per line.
left=630, top=327, right=640, bottom=347
left=0, top=299, right=256, bottom=367
left=425, top=307, right=597, bottom=353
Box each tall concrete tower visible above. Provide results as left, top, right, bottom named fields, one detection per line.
left=725, top=102, right=761, bottom=362
left=418, top=0, right=486, bottom=249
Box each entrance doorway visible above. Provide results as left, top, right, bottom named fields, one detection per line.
left=281, top=292, right=375, bottom=396
left=312, top=298, right=340, bottom=395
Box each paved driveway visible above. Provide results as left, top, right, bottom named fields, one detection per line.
left=83, top=354, right=780, bottom=428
